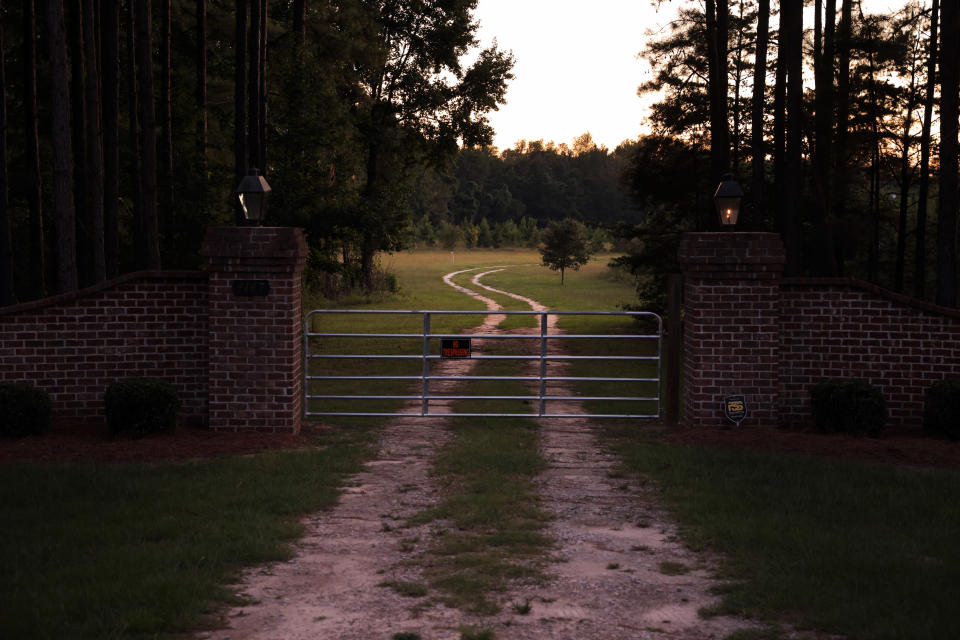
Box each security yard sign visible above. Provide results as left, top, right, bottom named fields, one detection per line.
left=441, top=338, right=471, bottom=359
left=724, top=395, right=747, bottom=425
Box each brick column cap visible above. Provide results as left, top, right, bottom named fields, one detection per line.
left=678, top=232, right=786, bottom=272
left=200, top=226, right=308, bottom=261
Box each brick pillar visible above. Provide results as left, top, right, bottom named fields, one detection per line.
left=200, top=227, right=308, bottom=433
left=677, top=232, right=785, bottom=428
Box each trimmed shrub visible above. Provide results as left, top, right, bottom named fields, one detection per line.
left=923, top=378, right=960, bottom=440
left=810, top=378, right=886, bottom=436
left=104, top=377, right=180, bottom=437
left=0, top=382, right=52, bottom=438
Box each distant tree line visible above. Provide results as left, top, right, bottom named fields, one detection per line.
left=0, top=0, right=513, bottom=304
left=618, top=0, right=960, bottom=309
left=403, top=132, right=637, bottom=250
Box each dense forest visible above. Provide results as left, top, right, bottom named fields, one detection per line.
left=402, top=133, right=639, bottom=248
left=0, top=0, right=514, bottom=303
left=618, top=0, right=960, bottom=309
left=0, top=0, right=958, bottom=307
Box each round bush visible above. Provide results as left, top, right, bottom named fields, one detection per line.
left=0, top=382, right=52, bottom=438
left=104, top=377, right=180, bottom=437
left=810, top=378, right=886, bottom=436
left=924, top=378, right=960, bottom=440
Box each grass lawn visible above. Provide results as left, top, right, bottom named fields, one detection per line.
left=0, top=426, right=376, bottom=639
left=607, top=426, right=960, bottom=640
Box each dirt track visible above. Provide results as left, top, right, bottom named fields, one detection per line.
left=197, top=267, right=760, bottom=639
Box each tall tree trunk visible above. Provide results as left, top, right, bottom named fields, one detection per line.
left=197, top=0, right=207, bottom=218
left=135, top=0, right=161, bottom=269
left=160, top=0, right=174, bottom=260
left=68, top=0, right=90, bottom=285
left=83, top=0, right=106, bottom=283
left=46, top=0, right=78, bottom=293
left=895, top=39, right=920, bottom=293
left=0, top=8, right=14, bottom=306
left=126, top=0, right=142, bottom=263
left=772, top=10, right=787, bottom=236
left=867, top=50, right=881, bottom=283
left=24, top=0, right=46, bottom=297
left=259, top=0, right=267, bottom=172
left=833, top=0, right=853, bottom=275
left=813, top=0, right=837, bottom=276
left=705, top=0, right=730, bottom=196
left=915, top=0, right=939, bottom=299
left=248, top=0, right=261, bottom=171
left=782, top=0, right=804, bottom=276
left=750, top=0, right=769, bottom=230
left=937, top=0, right=959, bottom=306
left=730, top=0, right=745, bottom=172
left=293, top=0, right=306, bottom=43
left=102, top=0, right=120, bottom=278
left=235, top=0, right=247, bottom=224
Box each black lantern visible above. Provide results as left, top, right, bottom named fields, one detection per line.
left=714, top=173, right=744, bottom=226
left=235, top=168, right=272, bottom=225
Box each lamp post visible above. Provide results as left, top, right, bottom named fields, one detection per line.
left=235, top=168, right=272, bottom=225
left=714, top=173, right=744, bottom=227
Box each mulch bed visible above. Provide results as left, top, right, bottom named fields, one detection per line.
left=665, top=425, right=960, bottom=470
left=0, top=419, right=313, bottom=464
left=3, top=419, right=960, bottom=470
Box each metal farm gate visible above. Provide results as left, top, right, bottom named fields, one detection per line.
left=304, top=309, right=661, bottom=419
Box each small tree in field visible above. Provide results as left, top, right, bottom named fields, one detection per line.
left=539, top=218, right=592, bottom=285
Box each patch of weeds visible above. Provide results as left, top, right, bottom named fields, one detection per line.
left=631, top=544, right=651, bottom=552
left=398, top=483, right=418, bottom=494
left=606, top=469, right=626, bottom=479
left=459, top=626, right=496, bottom=640
left=636, top=520, right=651, bottom=528
left=606, top=562, right=621, bottom=570
left=381, top=522, right=394, bottom=532
left=399, top=537, right=420, bottom=552
left=510, top=599, right=532, bottom=615
left=312, top=615, right=327, bottom=622
left=658, top=561, right=690, bottom=576
left=392, top=633, right=422, bottom=640
left=378, top=580, right=428, bottom=598
left=413, top=415, right=550, bottom=614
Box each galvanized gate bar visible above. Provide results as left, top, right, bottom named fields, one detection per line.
left=304, top=309, right=661, bottom=419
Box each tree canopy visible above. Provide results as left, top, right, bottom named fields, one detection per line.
left=539, top=218, right=592, bottom=285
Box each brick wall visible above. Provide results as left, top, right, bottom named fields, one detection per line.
left=780, top=278, right=960, bottom=429
left=678, top=232, right=960, bottom=430
left=678, top=233, right=786, bottom=429
left=200, top=227, right=307, bottom=433
left=0, top=271, right=209, bottom=423
left=1, top=227, right=308, bottom=433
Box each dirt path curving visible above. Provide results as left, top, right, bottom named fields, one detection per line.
left=199, top=267, right=759, bottom=640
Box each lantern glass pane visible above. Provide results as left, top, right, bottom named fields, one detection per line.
left=715, top=196, right=740, bottom=225
left=239, top=192, right=264, bottom=221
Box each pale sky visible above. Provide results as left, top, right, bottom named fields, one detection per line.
left=474, top=0, right=908, bottom=153
left=474, top=0, right=672, bottom=152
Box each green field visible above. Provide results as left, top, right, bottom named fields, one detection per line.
left=304, top=249, right=654, bottom=419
